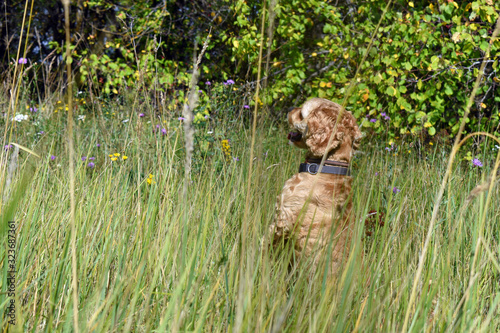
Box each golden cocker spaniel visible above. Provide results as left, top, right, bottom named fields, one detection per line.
left=270, top=97, right=362, bottom=277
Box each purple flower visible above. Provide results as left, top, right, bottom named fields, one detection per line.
left=30, top=107, right=38, bottom=112
left=81, top=156, right=87, bottom=161
left=50, top=155, right=56, bottom=160
left=384, top=115, right=390, bottom=120
left=87, top=162, right=95, bottom=168
left=198, top=90, right=203, bottom=93
left=204, top=115, right=209, bottom=119
left=156, top=124, right=160, bottom=128
left=381, top=112, right=386, bottom=117
left=375, top=172, right=379, bottom=176
left=233, top=157, right=239, bottom=161
left=206, top=81, right=211, bottom=85
left=226, top=79, right=235, bottom=85
left=38, top=131, right=44, bottom=135
left=96, top=143, right=101, bottom=147
left=385, top=147, right=391, bottom=151
left=472, top=158, right=483, bottom=167
left=244, top=105, right=250, bottom=109
left=4, top=144, right=12, bottom=150
left=161, top=128, right=167, bottom=135
left=89, top=157, right=95, bottom=160
left=393, top=187, right=401, bottom=194
left=139, top=113, right=145, bottom=117
left=18, top=58, right=27, bottom=64
left=178, top=117, right=185, bottom=121
left=370, top=119, right=377, bottom=123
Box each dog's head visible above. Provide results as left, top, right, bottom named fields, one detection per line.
left=287, top=98, right=362, bottom=162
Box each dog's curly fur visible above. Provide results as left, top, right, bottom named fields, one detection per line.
left=270, top=98, right=362, bottom=277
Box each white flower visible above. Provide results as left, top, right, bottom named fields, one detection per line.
left=77, top=115, right=85, bottom=121
left=122, top=119, right=129, bottom=123
left=12, top=114, right=28, bottom=122
left=207, top=131, right=213, bottom=134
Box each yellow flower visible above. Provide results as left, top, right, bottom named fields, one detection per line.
left=114, top=153, right=120, bottom=157
left=111, top=157, right=118, bottom=161
left=429, top=142, right=433, bottom=146
left=122, top=155, right=128, bottom=160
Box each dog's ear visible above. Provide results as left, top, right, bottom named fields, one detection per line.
left=304, top=105, right=344, bottom=157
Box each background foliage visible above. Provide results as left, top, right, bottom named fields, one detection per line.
left=1, top=0, right=499, bottom=138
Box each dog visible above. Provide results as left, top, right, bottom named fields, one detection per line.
left=270, top=98, right=362, bottom=278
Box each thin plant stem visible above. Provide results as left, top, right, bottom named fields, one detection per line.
left=61, top=0, right=79, bottom=331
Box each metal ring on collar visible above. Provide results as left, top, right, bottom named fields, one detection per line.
left=307, top=163, right=318, bottom=175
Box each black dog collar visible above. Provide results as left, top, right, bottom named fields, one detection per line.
left=299, top=162, right=350, bottom=176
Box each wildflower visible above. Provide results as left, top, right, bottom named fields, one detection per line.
left=38, top=131, right=44, bottom=135
left=204, top=115, right=209, bottom=119
left=122, top=119, right=129, bottom=123
left=81, top=156, right=87, bottom=161
left=472, top=158, right=483, bottom=167
left=96, top=143, right=101, bottom=147
left=429, top=142, right=433, bottom=146
left=111, top=157, right=118, bottom=161
left=233, top=157, right=239, bottom=161
left=161, top=128, right=167, bottom=135
left=146, top=174, right=155, bottom=185
left=12, top=114, right=28, bottom=122
left=178, top=117, right=185, bottom=121
left=77, top=115, right=85, bottom=121
left=18, top=58, right=27, bottom=64
left=375, top=172, right=379, bottom=176
left=114, top=153, right=120, bottom=157
left=139, top=113, right=145, bottom=117
left=385, top=147, right=391, bottom=151
left=4, top=145, right=12, bottom=150
left=221, top=139, right=232, bottom=161
left=393, top=187, right=401, bottom=194
left=208, top=131, right=213, bottom=134
left=122, top=155, right=128, bottom=160
left=244, top=105, right=250, bottom=109
left=87, top=162, right=95, bottom=168
left=89, top=157, right=95, bottom=160
left=370, top=118, right=377, bottom=123
left=381, top=112, right=386, bottom=117
left=30, top=107, right=38, bottom=112
left=225, top=79, right=235, bottom=85
left=50, top=155, right=56, bottom=160
left=206, top=81, right=211, bottom=85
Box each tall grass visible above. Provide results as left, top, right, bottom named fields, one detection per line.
left=1, top=92, right=499, bottom=331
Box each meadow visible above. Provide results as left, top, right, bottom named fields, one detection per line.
left=1, top=86, right=500, bottom=332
